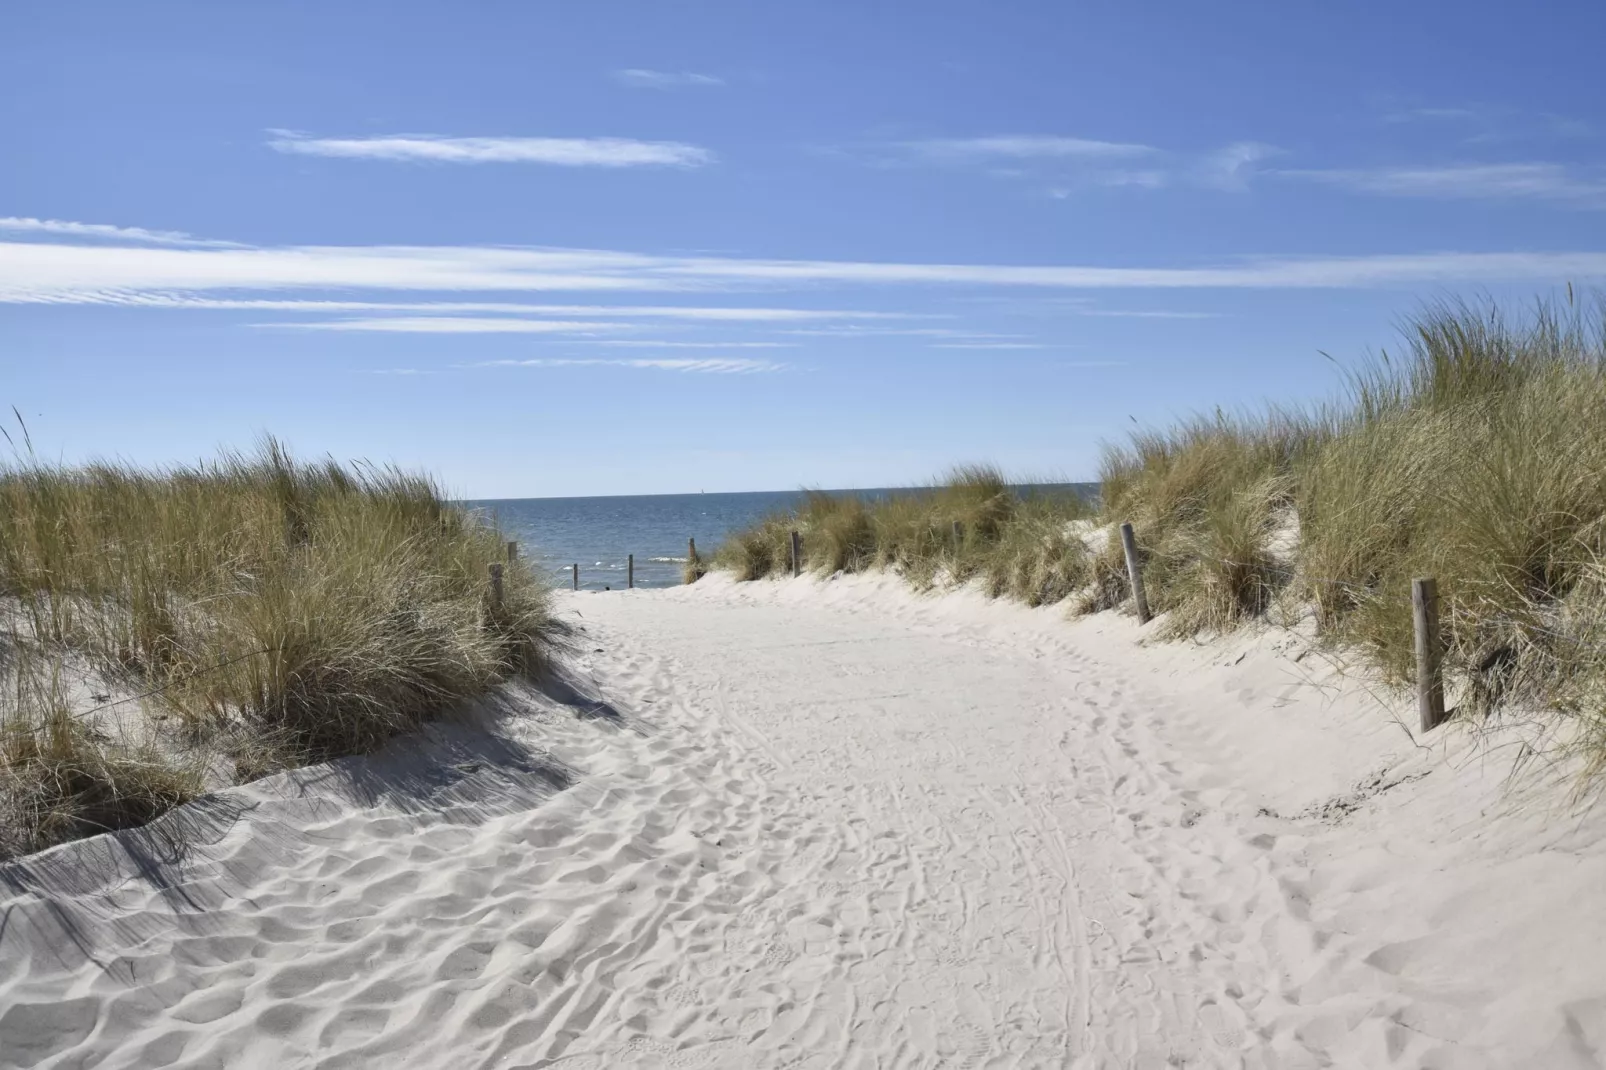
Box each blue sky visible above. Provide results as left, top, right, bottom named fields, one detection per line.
left=4, top=1, right=1605, bottom=497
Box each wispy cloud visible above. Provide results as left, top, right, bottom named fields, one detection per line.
left=932, top=342, right=1049, bottom=349
left=5, top=228, right=1606, bottom=300
left=12, top=292, right=909, bottom=320
left=901, top=136, right=1156, bottom=161
left=1279, top=163, right=1606, bottom=206
left=611, top=68, right=723, bottom=89
left=0, top=216, right=241, bottom=248
left=781, top=327, right=1015, bottom=339
left=1377, top=104, right=1594, bottom=145
left=475, top=357, right=784, bottom=374
left=578, top=339, right=797, bottom=348
left=1383, top=107, right=1484, bottom=125
left=889, top=135, right=1278, bottom=195
left=1068, top=308, right=1223, bottom=319
left=1195, top=142, right=1282, bottom=191
left=267, top=131, right=713, bottom=168
left=263, top=317, right=626, bottom=334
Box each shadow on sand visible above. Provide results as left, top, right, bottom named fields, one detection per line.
left=0, top=664, right=637, bottom=977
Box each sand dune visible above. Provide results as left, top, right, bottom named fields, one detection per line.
left=4, top=572, right=1605, bottom=1068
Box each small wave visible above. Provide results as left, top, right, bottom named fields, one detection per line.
left=646, top=557, right=688, bottom=564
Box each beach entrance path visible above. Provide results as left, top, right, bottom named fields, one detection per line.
left=4, top=573, right=1603, bottom=1068
left=542, top=575, right=1606, bottom=1070
left=548, top=578, right=1280, bottom=1069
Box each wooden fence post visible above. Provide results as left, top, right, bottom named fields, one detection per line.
left=790, top=530, right=801, bottom=577
left=488, top=562, right=504, bottom=609
left=506, top=540, right=518, bottom=564
left=572, top=563, right=579, bottom=591
left=952, top=520, right=963, bottom=551
left=1413, top=577, right=1446, bottom=732
left=688, top=537, right=698, bottom=584
left=1118, top=522, right=1152, bottom=625
left=628, top=554, right=634, bottom=589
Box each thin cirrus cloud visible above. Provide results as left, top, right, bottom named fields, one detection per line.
left=578, top=339, right=796, bottom=348
left=267, top=130, right=713, bottom=168
left=1379, top=106, right=1594, bottom=142
left=1069, top=309, right=1223, bottom=319
left=1382, top=107, right=1485, bottom=125
left=781, top=327, right=1017, bottom=339
left=0, top=216, right=241, bottom=248
left=901, top=135, right=1158, bottom=161
left=611, top=68, right=724, bottom=89
left=18, top=292, right=911, bottom=321
left=932, top=342, right=1050, bottom=350
left=1277, top=163, right=1606, bottom=206
left=473, top=357, right=784, bottom=374
left=263, top=320, right=806, bottom=341
left=5, top=225, right=1606, bottom=302
left=895, top=136, right=1279, bottom=194
left=262, top=317, right=627, bottom=334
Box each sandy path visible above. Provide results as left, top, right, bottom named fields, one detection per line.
left=561, top=584, right=1278, bottom=1069
left=4, top=574, right=1606, bottom=1068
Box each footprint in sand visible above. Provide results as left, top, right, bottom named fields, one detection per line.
left=1196, top=998, right=1248, bottom=1048
left=665, top=1037, right=742, bottom=1067
left=533, top=1056, right=604, bottom=1070
left=940, top=1020, right=992, bottom=1068
left=662, top=982, right=703, bottom=1008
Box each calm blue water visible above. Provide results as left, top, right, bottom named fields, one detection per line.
left=470, top=485, right=1095, bottom=591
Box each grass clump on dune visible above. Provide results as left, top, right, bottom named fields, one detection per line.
left=710, top=294, right=1606, bottom=769
left=711, top=465, right=1096, bottom=603
left=1101, top=294, right=1606, bottom=733
left=0, top=437, right=551, bottom=858
left=1098, top=411, right=1314, bottom=633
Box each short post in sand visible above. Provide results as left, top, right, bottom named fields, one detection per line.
left=572, top=563, right=579, bottom=591
left=628, top=553, right=634, bottom=589
left=506, top=540, right=518, bottom=564
left=688, top=537, right=697, bottom=584
left=488, top=562, right=504, bottom=610
left=790, top=530, right=802, bottom=578
left=1118, top=522, right=1152, bottom=625
left=1413, top=577, right=1446, bottom=732
left=952, top=520, right=963, bottom=553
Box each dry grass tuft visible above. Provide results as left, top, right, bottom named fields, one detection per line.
left=0, top=437, right=551, bottom=857
left=709, top=469, right=1095, bottom=606
left=709, top=293, right=1606, bottom=782
left=1098, top=294, right=1606, bottom=756
left=683, top=543, right=708, bottom=585
left=1, top=712, right=204, bottom=858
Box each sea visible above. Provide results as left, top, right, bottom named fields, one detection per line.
left=470, top=485, right=1095, bottom=591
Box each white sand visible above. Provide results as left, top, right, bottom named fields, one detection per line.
left=4, top=573, right=1606, bottom=1068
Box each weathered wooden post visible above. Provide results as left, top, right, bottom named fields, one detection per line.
left=688, top=537, right=698, bottom=584
left=1413, top=577, right=1446, bottom=732
left=506, top=540, right=518, bottom=564
left=488, top=562, right=504, bottom=609
left=952, top=520, right=963, bottom=551
left=628, top=553, right=634, bottom=589
left=790, top=530, right=801, bottom=578
left=572, top=563, right=579, bottom=591
left=1118, top=522, right=1151, bottom=625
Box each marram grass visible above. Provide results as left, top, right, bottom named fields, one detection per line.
left=708, top=295, right=1606, bottom=782
left=709, top=466, right=1096, bottom=597
left=0, top=439, right=551, bottom=858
